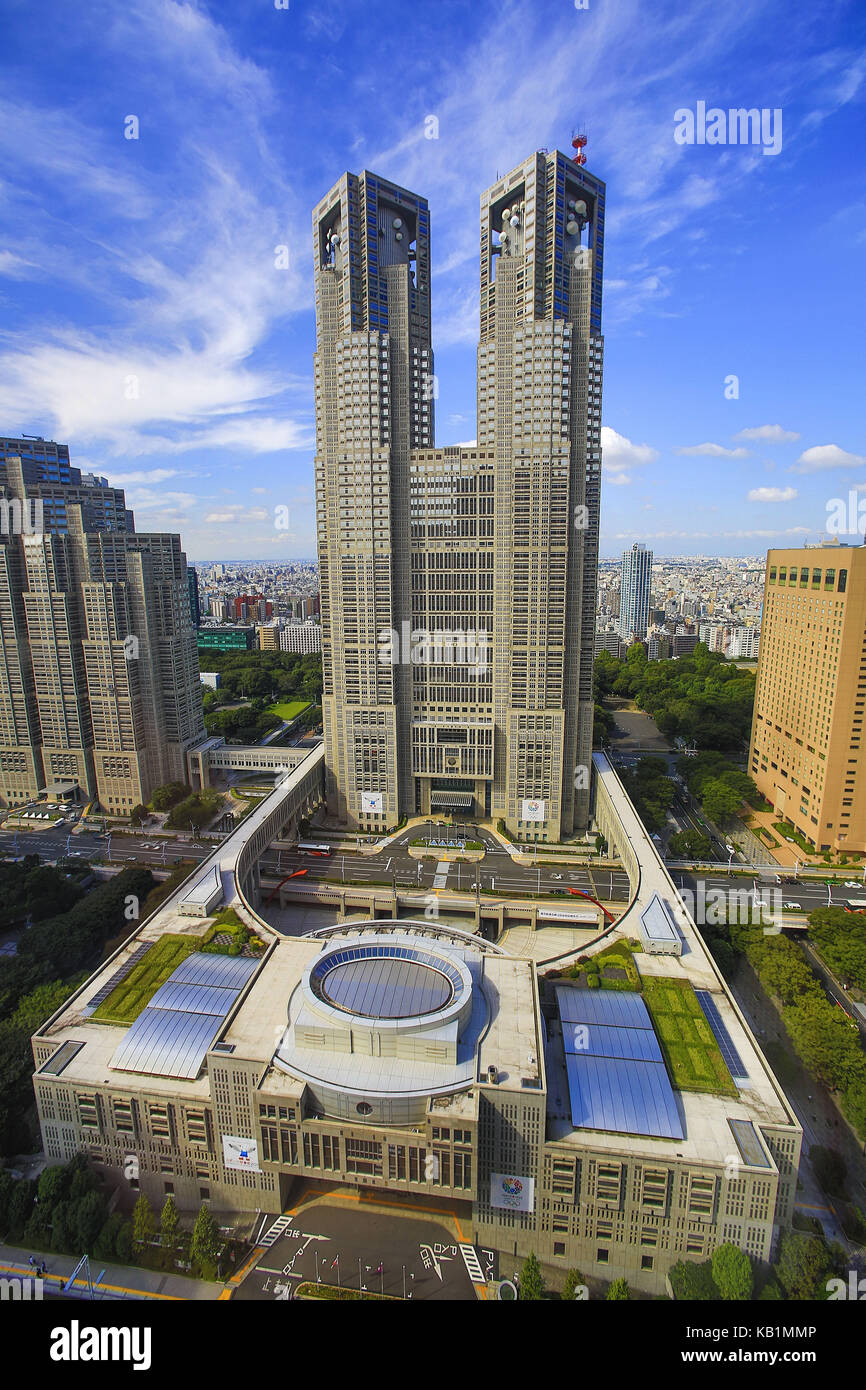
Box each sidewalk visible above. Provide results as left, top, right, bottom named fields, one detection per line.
left=0, top=1242, right=227, bottom=1300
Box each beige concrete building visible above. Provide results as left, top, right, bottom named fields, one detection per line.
left=314, top=150, right=603, bottom=841
left=0, top=448, right=205, bottom=810
left=31, top=750, right=800, bottom=1296
left=749, top=541, right=866, bottom=852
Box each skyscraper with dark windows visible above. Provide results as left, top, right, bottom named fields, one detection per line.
left=619, top=542, right=653, bottom=645
left=314, top=148, right=604, bottom=841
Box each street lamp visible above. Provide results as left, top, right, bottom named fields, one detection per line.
left=726, top=844, right=735, bottom=876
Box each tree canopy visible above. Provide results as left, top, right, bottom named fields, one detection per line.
left=595, top=643, right=755, bottom=751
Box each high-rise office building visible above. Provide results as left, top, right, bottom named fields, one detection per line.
left=619, top=542, right=652, bottom=644
left=187, top=565, right=201, bottom=629
left=314, top=149, right=605, bottom=840
left=749, top=542, right=866, bottom=852
left=0, top=447, right=204, bottom=810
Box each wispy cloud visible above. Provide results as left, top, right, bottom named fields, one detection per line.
left=792, top=444, right=866, bottom=473
left=748, top=486, right=797, bottom=502
left=735, top=424, right=800, bottom=443
left=676, top=443, right=749, bottom=458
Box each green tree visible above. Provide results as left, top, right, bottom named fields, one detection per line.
left=129, top=804, right=148, bottom=826
left=519, top=1251, right=545, bottom=1300
left=701, top=779, right=741, bottom=823
left=8, top=1178, right=35, bottom=1233
left=191, top=1202, right=219, bottom=1272
left=37, top=1163, right=71, bottom=1210
left=74, top=1190, right=107, bottom=1253
left=51, top=1200, right=75, bottom=1252
left=150, top=781, right=189, bottom=811
left=711, top=1243, right=753, bottom=1301
left=668, top=829, right=712, bottom=860
left=160, top=1193, right=180, bottom=1247
left=115, top=1221, right=135, bottom=1263
left=133, top=1192, right=155, bottom=1249
left=606, top=1277, right=630, bottom=1300
left=774, top=1230, right=835, bottom=1301
left=562, top=1268, right=586, bottom=1301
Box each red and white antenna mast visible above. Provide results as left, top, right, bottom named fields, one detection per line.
left=571, top=129, right=587, bottom=165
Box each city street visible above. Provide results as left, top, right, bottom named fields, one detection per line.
left=261, top=824, right=632, bottom=902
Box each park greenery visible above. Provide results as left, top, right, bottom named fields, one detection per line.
left=676, top=751, right=761, bottom=823
left=698, top=913, right=866, bottom=1139
left=620, top=756, right=673, bottom=834
left=0, top=858, right=155, bottom=1154
left=668, top=1232, right=843, bottom=1301
left=807, top=907, right=866, bottom=993
left=0, top=1158, right=230, bottom=1279
left=594, top=643, right=756, bottom=751
left=200, top=649, right=321, bottom=707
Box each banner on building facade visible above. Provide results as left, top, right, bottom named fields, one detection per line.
left=361, top=792, right=384, bottom=813
left=222, top=1136, right=261, bottom=1173
left=490, top=1172, right=535, bottom=1213
left=521, top=798, right=546, bottom=822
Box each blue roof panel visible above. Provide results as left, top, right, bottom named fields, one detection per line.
left=563, top=1053, right=683, bottom=1139
left=555, top=986, right=653, bottom=1030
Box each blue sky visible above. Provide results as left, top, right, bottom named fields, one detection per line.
left=0, top=0, right=864, bottom=559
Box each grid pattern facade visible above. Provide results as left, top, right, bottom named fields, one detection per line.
left=749, top=546, right=866, bottom=851
left=315, top=150, right=604, bottom=838
left=0, top=448, right=205, bottom=810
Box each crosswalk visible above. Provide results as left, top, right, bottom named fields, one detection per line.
left=459, top=1244, right=484, bottom=1283
left=260, top=1214, right=293, bottom=1249
left=432, top=860, right=450, bottom=890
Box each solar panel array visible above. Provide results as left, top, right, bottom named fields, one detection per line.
left=556, top=986, right=683, bottom=1140
left=111, top=952, right=258, bottom=1079
left=695, top=990, right=747, bottom=1080
left=86, top=942, right=155, bottom=1010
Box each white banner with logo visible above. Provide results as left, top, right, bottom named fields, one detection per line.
left=521, top=798, right=546, bottom=822
left=490, top=1172, right=535, bottom=1213
left=222, top=1136, right=261, bottom=1172
left=361, top=792, right=384, bottom=813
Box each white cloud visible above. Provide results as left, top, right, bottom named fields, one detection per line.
left=0, top=251, right=38, bottom=279
left=601, top=427, right=658, bottom=485
left=734, top=424, right=800, bottom=443
left=103, top=468, right=181, bottom=487
left=747, top=486, right=798, bottom=502
left=676, top=443, right=749, bottom=458
left=792, top=444, right=866, bottom=473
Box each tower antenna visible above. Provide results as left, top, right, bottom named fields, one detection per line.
left=571, top=128, right=588, bottom=165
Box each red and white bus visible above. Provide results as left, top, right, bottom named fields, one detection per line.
left=298, top=841, right=332, bottom=857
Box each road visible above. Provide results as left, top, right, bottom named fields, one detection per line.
left=675, top=869, right=861, bottom=916
left=261, top=824, right=633, bottom=902
left=0, top=823, right=210, bottom=867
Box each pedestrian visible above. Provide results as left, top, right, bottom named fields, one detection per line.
left=28, top=1255, right=34, bottom=1268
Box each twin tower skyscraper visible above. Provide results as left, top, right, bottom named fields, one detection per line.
left=313, top=148, right=605, bottom=842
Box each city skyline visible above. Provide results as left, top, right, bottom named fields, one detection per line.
left=0, top=2, right=862, bottom=559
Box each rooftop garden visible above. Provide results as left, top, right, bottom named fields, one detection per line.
left=641, top=976, right=737, bottom=1097
left=91, top=909, right=264, bottom=1026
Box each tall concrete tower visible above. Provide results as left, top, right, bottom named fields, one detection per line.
left=313, top=148, right=605, bottom=841
left=313, top=171, right=433, bottom=829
